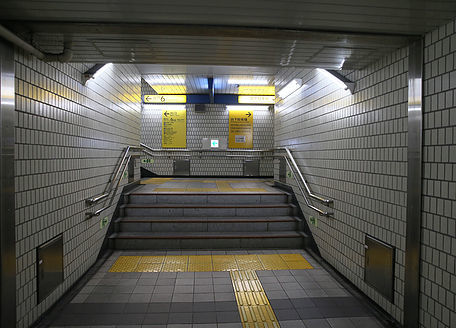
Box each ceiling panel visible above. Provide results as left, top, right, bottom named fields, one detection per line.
left=19, top=32, right=404, bottom=69
left=1, top=0, right=456, bottom=34
left=1, top=0, right=455, bottom=69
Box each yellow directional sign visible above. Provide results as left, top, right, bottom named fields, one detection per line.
left=238, top=95, right=275, bottom=104
left=228, top=109, right=253, bottom=149
left=162, top=109, right=186, bottom=148
left=144, top=95, right=187, bottom=103
left=151, top=85, right=187, bottom=94
left=238, top=86, right=275, bottom=95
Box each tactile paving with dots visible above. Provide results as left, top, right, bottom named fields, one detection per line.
left=108, top=254, right=312, bottom=272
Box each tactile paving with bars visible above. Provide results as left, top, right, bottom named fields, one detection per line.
left=230, top=270, right=280, bottom=328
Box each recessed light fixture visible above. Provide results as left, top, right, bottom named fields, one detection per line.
left=227, top=78, right=270, bottom=85
left=317, top=69, right=355, bottom=93
left=83, top=63, right=113, bottom=84
left=277, top=79, right=303, bottom=98
left=143, top=104, right=186, bottom=110
left=226, top=105, right=270, bottom=111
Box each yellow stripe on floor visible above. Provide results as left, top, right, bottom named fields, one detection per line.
left=231, top=270, right=280, bottom=328
left=141, top=177, right=173, bottom=184
left=109, top=254, right=312, bottom=272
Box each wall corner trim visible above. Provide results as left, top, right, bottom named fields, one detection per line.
left=404, top=38, right=424, bottom=328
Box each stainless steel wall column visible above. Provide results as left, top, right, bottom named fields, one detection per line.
left=404, top=39, right=423, bottom=328
left=0, top=39, right=16, bottom=327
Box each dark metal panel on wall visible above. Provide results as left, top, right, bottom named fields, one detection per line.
left=364, top=235, right=395, bottom=303
left=404, top=39, right=423, bottom=328
left=0, top=39, right=16, bottom=327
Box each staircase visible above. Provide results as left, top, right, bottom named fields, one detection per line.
left=109, top=188, right=308, bottom=249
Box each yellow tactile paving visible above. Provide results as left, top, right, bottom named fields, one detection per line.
left=162, top=255, right=188, bottom=272
left=230, top=270, right=279, bottom=328
left=216, top=181, right=235, bottom=192
left=188, top=255, right=213, bottom=271
left=141, top=177, right=173, bottom=184
left=258, top=254, right=289, bottom=270
left=108, top=256, right=141, bottom=272
left=109, top=254, right=312, bottom=272
left=212, top=254, right=239, bottom=271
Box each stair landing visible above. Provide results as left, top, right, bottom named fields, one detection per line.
left=138, top=177, right=279, bottom=193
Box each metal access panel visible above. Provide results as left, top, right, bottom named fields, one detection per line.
left=37, top=235, right=64, bottom=303
left=364, top=235, right=395, bottom=302
left=244, top=159, right=260, bottom=176
left=174, top=159, right=190, bottom=175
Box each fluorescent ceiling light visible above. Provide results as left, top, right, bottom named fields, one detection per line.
left=277, top=79, right=303, bottom=98
left=83, top=63, right=113, bottom=84
left=143, top=104, right=186, bottom=110
left=226, top=105, right=270, bottom=111
left=93, top=63, right=113, bottom=79
left=317, top=68, right=355, bottom=93
left=146, top=76, right=186, bottom=84
left=227, top=78, right=270, bottom=85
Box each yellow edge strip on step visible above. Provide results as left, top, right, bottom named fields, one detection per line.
left=109, top=254, right=313, bottom=272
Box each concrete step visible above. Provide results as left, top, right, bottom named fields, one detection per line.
left=120, top=203, right=297, bottom=217
left=115, top=216, right=301, bottom=232
left=126, top=192, right=290, bottom=205
left=108, top=231, right=306, bottom=249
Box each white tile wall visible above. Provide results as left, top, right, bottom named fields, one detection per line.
left=274, top=49, right=409, bottom=323
left=14, top=52, right=141, bottom=327
left=274, top=18, right=456, bottom=328
left=421, top=19, right=456, bottom=328
left=141, top=80, right=274, bottom=176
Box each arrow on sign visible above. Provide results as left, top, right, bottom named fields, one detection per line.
left=164, top=111, right=169, bottom=117
left=246, top=112, right=252, bottom=117
left=145, top=95, right=152, bottom=102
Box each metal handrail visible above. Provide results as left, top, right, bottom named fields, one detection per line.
left=84, top=143, right=333, bottom=218
left=280, top=147, right=333, bottom=205
left=87, top=155, right=132, bottom=218
left=140, top=143, right=274, bottom=153
left=284, top=157, right=333, bottom=217
left=85, top=146, right=132, bottom=206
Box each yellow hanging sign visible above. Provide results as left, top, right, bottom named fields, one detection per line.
left=151, top=85, right=187, bottom=94
left=238, top=86, right=275, bottom=95
left=228, top=109, right=253, bottom=149
left=238, top=95, right=275, bottom=104
left=162, top=109, right=187, bottom=148
left=144, top=94, right=187, bottom=103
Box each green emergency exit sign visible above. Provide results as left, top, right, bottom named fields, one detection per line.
left=141, top=158, right=154, bottom=164
left=100, top=216, right=109, bottom=228
left=309, top=216, right=317, bottom=227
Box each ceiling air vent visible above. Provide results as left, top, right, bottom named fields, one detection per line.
left=195, top=104, right=206, bottom=112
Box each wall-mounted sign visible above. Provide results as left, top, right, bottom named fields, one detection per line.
left=162, top=109, right=187, bottom=148
left=141, top=158, right=154, bottom=164
left=151, top=85, right=187, bottom=94
left=309, top=216, right=318, bottom=227
left=144, top=95, right=187, bottom=103
left=228, top=110, right=253, bottom=149
left=238, top=95, right=275, bottom=104
left=211, top=139, right=219, bottom=148
left=238, top=86, right=275, bottom=95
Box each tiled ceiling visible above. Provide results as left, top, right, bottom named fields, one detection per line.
left=1, top=0, right=455, bottom=69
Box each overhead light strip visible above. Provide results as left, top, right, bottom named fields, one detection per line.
left=277, top=79, right=303, bottom=98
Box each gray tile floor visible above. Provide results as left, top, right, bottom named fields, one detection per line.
left=49, top=249, right=387, bottom=328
